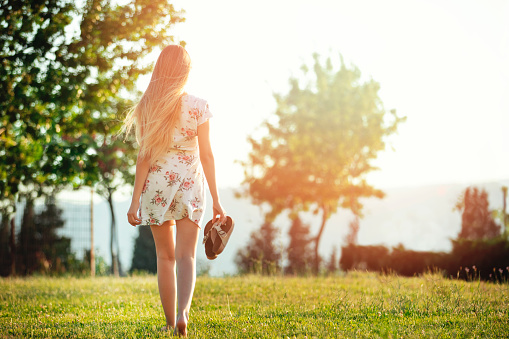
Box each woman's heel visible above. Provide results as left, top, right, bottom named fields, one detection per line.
left=174, top=316, right=187, bottom=337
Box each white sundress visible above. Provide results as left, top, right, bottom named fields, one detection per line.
left=140, top=94, right=212, bottom=228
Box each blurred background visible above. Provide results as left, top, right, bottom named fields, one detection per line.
left=1, top=0, right=508, bottom=280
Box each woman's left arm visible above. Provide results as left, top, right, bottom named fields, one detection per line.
left=127, top=153, right=150, bottom=226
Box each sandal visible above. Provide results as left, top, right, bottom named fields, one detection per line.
left=203, top=217, right=234, bottom=259
left=212, top=216, right=234, bottom=255
left=203, top=220, right=218, bottom=260
left=202, top=216, right=234, bottom=258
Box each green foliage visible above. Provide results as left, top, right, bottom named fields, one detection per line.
left=0, top=0, right=184, bottom=208
left=241, top=53, right=406, bottom=272
left=130, top=226, right=157, bottom=274
left=92, top=133, right=138, bottom=276
left=88, top=250, right=111, bottom=277
left=455, top=187, right=501, bottom=240
left=235, top=222, right=282, bottom=275
left=1, top=0, right=89, bottom=201
left=1, top=274, right=508, bottom=338
left=1, top=0, right=184, bottom=277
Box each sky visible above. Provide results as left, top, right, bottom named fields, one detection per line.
left=137, top=0, right=509, bottom=190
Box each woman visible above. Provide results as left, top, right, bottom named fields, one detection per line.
left=123, top=45, right=226, bottom=336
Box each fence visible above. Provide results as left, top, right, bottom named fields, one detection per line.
left=0, top=189, right=95, bottom=277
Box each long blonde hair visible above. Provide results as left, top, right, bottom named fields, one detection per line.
left=122, top=45, right=191, bottom=164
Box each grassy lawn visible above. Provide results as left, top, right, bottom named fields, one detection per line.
left=0, top=271, right=508, bottom=338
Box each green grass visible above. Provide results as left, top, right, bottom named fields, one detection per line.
left=1, top=271, right=508, bottom=338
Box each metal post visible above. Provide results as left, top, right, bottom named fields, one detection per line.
left=10, top=217, right=15, bottom=276
left=90, top=188, right=95, bottom=277
left=503, top=186, right=507, bottom=238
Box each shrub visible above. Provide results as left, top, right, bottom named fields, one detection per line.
left=340, top=238, right=509, bottom=282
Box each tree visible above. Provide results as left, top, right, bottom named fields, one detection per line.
left=0, top=209, right=10, bottom=276
left=33, top=195, right=72, bottom=273
left=325, top=246, right=338, bottom=274
left=130, top=226, right=157, bottom=274
left=1, top=0, right=96, bottom=204
left=503, top=186, right=508, bottom=237
left=16, top=198, right=37, bottom=275
left=455, top=187, right=501, bottom=240
left=241, top=53, right=405, bottom=273
left=493, top=186, right=508, bottom=238
left=92, top=132, right=137, bottom=276
left=285, top=216, right=314, bottom=275
left=344, top=217, right=360, bottom=246
left=235, top=222, right=282, bottom=275
left=1, top=0, right=185, bottom=273
left=503, top=186, right=508, bottom=238
left=16, top=195, right=70, bottom=275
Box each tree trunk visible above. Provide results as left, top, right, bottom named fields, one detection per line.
left=10, top=217, right=15, bottom=276
left=116, top=209, right=123, bottom=276
left=107, top=193, right=119, bottom=277
left=18, top=198, right=36, bottom=275
left=313, top=204, right=329, bottom=274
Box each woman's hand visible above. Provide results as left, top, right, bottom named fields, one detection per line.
left=127, top=200, right=142, bottom=227
left=212, top=200, right=227, bottom=225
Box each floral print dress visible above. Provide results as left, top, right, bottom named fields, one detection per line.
left=140, top=94, right=212, bottom=228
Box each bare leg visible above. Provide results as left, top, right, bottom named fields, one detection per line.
left=150, top=221, right=176, bottom=329
left=175, top=217, right=200, bottom=336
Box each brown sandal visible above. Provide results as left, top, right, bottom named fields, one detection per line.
left=203, top=220, right=218, bottom=260
left=202, top=217, right=234, bottom=259
left=212, top=216, right=234, bottom=255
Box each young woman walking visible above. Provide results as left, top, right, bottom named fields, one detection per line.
left=123, top=45, right=226, bottom=336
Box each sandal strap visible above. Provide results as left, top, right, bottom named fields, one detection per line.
left=202, top=220, right=224, bottom=245
left=212, top=221, right=227, bottom=239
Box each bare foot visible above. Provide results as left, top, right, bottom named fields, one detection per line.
left=174, top=316, right=187, bottom=337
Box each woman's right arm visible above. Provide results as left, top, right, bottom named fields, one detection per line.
left=198, top=120, right=227, bottom=224
left=127, top=152, right=150, bottom=226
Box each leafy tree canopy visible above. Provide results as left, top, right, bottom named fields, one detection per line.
left=0, top=0, right=184, bottom=208
left=241, top=53, right=405, bottom=271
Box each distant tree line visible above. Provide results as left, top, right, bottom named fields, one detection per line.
left=127, top=184, right=508, bottom=281
left=0, top=196, right=90, bottom=276
left=235, top=216, right=337, bottom=276
left=340, top=186, right=508, bottom=282
left=340, top=239, right=509, bottom=282
left=235, top=186, right=508, bottom=282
